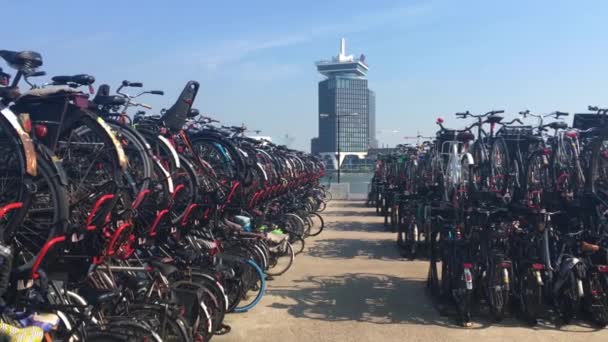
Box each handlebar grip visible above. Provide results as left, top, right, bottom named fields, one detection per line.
left=555, top=111, right=569, bottom=117
left=140, top=103, right=152, bottom=110
left=123, top=80, right=143, bottom=87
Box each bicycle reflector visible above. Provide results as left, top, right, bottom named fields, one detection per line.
left=34, top=124, right=48, bottom=138
left=532, top=263, right=545, bottom=270
left=18, top=113, right=31, bottom=133
left=0, top=71, right=9, bottom=86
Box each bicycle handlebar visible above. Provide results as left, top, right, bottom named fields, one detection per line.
left=122, top=80, right=142, bottom=88
left=588, top=105, right=608, bottom=115
left=454, top=110, right=504, bottom=119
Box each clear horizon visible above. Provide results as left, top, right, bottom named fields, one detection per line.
left=4, top=0, right=607, bottom=151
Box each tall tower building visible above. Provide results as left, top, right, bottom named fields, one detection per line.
left=311, top=38, right=376, bottom=167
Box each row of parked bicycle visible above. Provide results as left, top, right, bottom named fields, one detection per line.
left=0, top=49, right=330, bottom=341
left=369, top=107, right=608, bottom=327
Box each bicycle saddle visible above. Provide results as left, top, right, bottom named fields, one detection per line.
left=52, top=74, right=95, bottom=86
left=456, top=131, right=475, bottom=142
left=92, top=85, right=126, bottom=107
left=486, top=115, right=504, bottom=124
left=546, top=121, right=568, bottom=130
left=0, top=50, right=42, bottom=70
left=148, top=259, right=179, bottom=278
left=79, top=287, right=120, bottom=306
left=526, top=135, right=544, bottom=143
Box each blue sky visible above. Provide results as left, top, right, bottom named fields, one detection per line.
left=4, top=1, right=608, bottom=151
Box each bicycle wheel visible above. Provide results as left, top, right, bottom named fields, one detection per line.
left=170, top=281, right=214, bottom=341
left=87, top=319, right=163, bottom=342
left=191, top=271, right=229, bottom=332
left=307, top=212, right=324, bottom=237
left=469, top=141, right=487, bottom=192
left=490, top=137, right=509, bottom=198
left=524, top=151, right=549, bottom=208
left=232, top=259, right=266, bottom=313
left=323, top=190, right=332, bottom=202
left=126, top=305, right=191, bottom=342
left=266, top=241, right=294, bottom=276
left=317, top=200, right=327, bottom=213
left=171, top=156, right=199, bottom=224
left=283, top=213, right=305, bottom=237
left=0, top=114, right=32, bottom=242
left=590, top=138, right=608, bottom=197
left=552, top=136, right=577, bottom=200
left=13, top=148, right=69, bottom=266
left=56, top=116, right=125, bottom=229
left=108, top=122, right=152, bottom=198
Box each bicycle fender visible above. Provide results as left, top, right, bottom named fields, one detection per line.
left=37, top=144, right=68, bottom=186
left=0, top=108, right=37, bottom=176
left=553, top=257, right=583, bottom=294
left=465, top=152, right=474, bottom=165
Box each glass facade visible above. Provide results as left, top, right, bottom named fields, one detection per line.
left=312, top=76, right=376, bottom=154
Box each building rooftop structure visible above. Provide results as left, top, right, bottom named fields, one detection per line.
left=315, top=38, right=369, bottom=78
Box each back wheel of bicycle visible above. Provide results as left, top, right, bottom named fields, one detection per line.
left=86, top=319, right=163, bottom=342
left=125, top=304, right=191, bottom=342
left=55, top=115, right=125, bottom=229
left=170, top=155, right=199, bottom=224
left=170, top=280, right=215, bottom=341
left=13, top=147, right=69, bottom=267
left=0, top=115, right=34, bottom=242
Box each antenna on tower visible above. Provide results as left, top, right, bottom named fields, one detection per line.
left=336, top=38, right=353, bottom=62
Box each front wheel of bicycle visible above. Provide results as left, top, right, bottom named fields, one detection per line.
left=307, top=212, right=325, bottom=237
left=266, top=241, right=294, bottom=276
left=232, top=259, right=266, bottom=313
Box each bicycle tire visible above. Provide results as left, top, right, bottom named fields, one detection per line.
left=307, top=212, right=324, bottom=237
left=13, top=148, right=69, bottom=267
left=265, top=241, right=294, bottom=276
left=233, top=259, right=266, bottom=313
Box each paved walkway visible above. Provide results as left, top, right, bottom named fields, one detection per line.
left=217, top=200, right=608, bottom=342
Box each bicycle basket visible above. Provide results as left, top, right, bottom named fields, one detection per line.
left=496, top=125, right=533, bottom=141
left=573, top=113, right=608, bottom=130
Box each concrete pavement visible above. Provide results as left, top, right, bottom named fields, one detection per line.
left=216, top=200, right=608, bottom=342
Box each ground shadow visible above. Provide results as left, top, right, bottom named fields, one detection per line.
left=327, top=200, right=368, bottom=209
left=267, top=273, right=604, bottom=332
left=307, top=238, right=401, bottom=260
left=327, top=220, right=386, bottom=233
left=323, top=210, right=374, bottom=217
left=268, top=273, right=452, bottom=326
